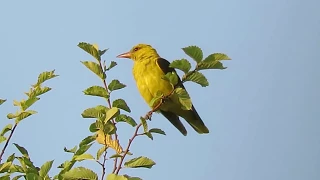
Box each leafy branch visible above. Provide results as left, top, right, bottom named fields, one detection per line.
left=0, top=70, right=58, bottom=179
left=171, top=46, right=231, bottom=87
left=0, top=123, right=17, bottom=163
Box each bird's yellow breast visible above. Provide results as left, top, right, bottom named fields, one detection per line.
left=132, top=58, right=173, bottom=107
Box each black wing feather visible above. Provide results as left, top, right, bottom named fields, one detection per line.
left=160, top=110, right=187, bottom=136
left=156, top=57, right=209, bottom=135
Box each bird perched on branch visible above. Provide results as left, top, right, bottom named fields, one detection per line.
left=117, top=44, right=209, bottom=136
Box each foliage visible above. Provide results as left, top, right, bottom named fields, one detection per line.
left=0, top=42, right=230, bottom=179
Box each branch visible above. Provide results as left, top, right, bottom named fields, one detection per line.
left=114, top=100, right=168, bottom=174
left=100, top=145, right=108, bottom=180
left=146, top=89, right=175, bottom=120
left=114, top=123, right=142, bottom=174
left=0, top=123, right=18, bottom=163
left=98, top=60, right=120, bottom=174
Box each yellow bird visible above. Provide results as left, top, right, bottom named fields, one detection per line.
left=117, top=44, right=209, bottom=136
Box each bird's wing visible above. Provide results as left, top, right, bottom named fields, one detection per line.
left=160, top=110, right=187, bottom=136
left=156, top=58, right=209, bottom=134
left=156, top=58, right=187, bottom=135
left=156, top=58, right=184, bottom=89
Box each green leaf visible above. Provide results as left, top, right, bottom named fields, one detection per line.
left=16, top=157, right=27, bottom=171
left=107, top=61, right=117, bottom=71
left=197, top=61, right=226, bottom=70
left=74, top=154, right=95, bottom=161
left=140, top=117, right=148, bottom=133
left=109, top=154, right=123, bottom=159
left=197, top=61, right=225, bottom=70
left=149, top=128, right=166, bottom=135
left=79, top=135, right=96, bottom=147
left=20, top=97, right=39, bottom=111
left=39, top=160, right=54, bottom=178
left=103, top=121, right=116, bottom=135
left=0, top=99, right=6, bottom=105
left=107, top=174, right=128, bottom=180
left=6, top=153, right=15, bottom=162
left=112, top=99, right=131, bottom=112
left=163, top=72, right=179, bottom=86
left=0, top=162, right=12, bottom=173
left=64, top=146, right=77, bottom=153
left=107, top=174, right=141, bottom=180
left=95, top=120, right=104, bottom=131
left=99, top=48, right=108, bottom=56
left=182, top=46, right=203, bottom=63
left=144, top=132, right=153, bottom=140
left=7, top=113, right=16, bottom=119
left=83, top=86, right=109, bottom=99
left=96, top=146, right=107, bottom=160
left=17, top=156, right=37, bottom=170
left=0, top=175, right=10, bottom=180
left=62, top=167, right=98, bottom=180
left=174, top=88, right=192, bottom=110
left=81, top=105, right=107, bottom=119
left=15, top=110, right=37, bottom=123
left=25, top=86, right=52, bottom=97
left=9, top=164, right=25, bottom=173
left=108, top=80, right=126, bottom=91
left=170, top=59, right=191, bottom=73
left=204, top=53, right=231, bottom=62
left=124, top=156, right=156, bottom=169
left=196, top=53, right=229, bottom=70
left=13, top=100, right=20, bottom=107
left=184, top=71, right=209, bottom=87
left=13, top=143, right=29, bottom=158
left=81, top=61, right=105, bottom=79
left=0, top=136, right=6, bottom=143
left=0, top=124, right=12, bottom=136
left=26, top=173, right=40, bottom=180
left=105, top=107, right=120, bottom=122
left=89, top=122, right=98, bottom=132
left=75, top=144, right=93, bottom=156
left=115, top=114, right=137, bottom=127
left=57, top=160, right=75, bottom=170
left=78, top=42, right=101, bottom=61
left=36, top=70, right=58, bottom=85
left=124, top=175, right=142, bottom=180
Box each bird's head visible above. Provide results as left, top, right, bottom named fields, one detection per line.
left=116, top=44, right=159, bottom=61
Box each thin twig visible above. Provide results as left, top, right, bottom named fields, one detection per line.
left=115, top=123, right=142, bottom=174
left=146, top=89, right=175, bottom=119
left=114, top=99, right=169, bottom=174
left=0, top=123, right=18, bottom=163
left=100, top=145, right=108, bottom=180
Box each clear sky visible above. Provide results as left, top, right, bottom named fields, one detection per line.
left=0, top=0, right=319, bottom=180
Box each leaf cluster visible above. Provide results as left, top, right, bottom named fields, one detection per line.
left=0, top=70, right=58, bottom=179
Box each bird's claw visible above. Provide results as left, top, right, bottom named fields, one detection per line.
left=146, top=111, right=153, bottom=120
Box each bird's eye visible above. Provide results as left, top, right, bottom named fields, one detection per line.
left=133, top=47, right=140, bottom=52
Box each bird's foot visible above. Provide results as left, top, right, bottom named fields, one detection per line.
left=146, top=111, right=153, bottom=120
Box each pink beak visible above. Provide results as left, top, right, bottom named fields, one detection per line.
left=116, top=52, right=131, bottom=58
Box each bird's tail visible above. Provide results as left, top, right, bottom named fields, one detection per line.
left=180, top=105, right=209, bottom=134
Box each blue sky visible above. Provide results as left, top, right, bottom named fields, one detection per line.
left=1, top=0, right=319, bottom=179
